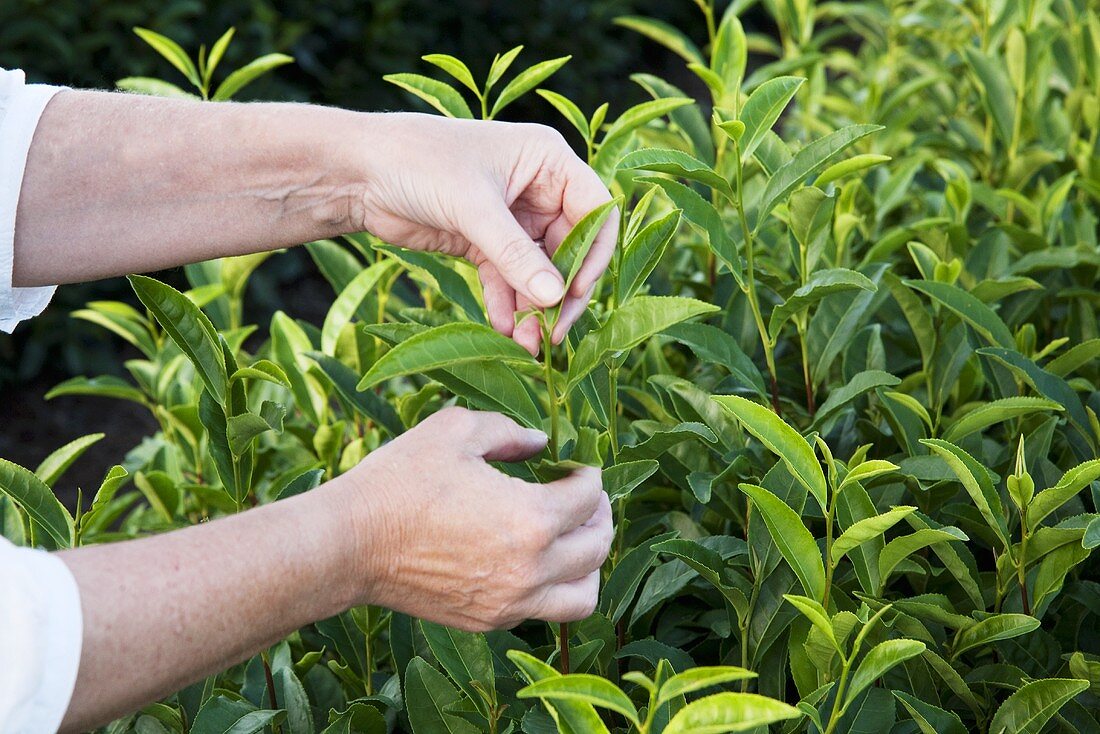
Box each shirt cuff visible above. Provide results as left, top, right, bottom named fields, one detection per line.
left=0, top=76, right=63, bottom=334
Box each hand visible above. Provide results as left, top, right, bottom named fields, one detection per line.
left=339, top=407, right=612, bottom=631
left=354, top=113, right=619, bottom=353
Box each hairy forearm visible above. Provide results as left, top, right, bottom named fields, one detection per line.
left=55, top=478, right=371, bottom=733
left=14, top=90, right=370, bottom=287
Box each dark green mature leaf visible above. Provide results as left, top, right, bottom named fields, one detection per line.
left=190, top=696, right=284, bottom=734
left=893, top=691, right=967, bottom=734
left=379, top=246, right=485, bottom=325
left=568, top=297, right=719, bottom=389
left=755, top=124, right=882, bottom=228
left=404, top=657, right=480, bottom=734
left=715, top=396, right=827, bottom=513
left=905, top=279, right=1015, bottom=348
left=309, top=354, right=403, bottom=436
left=769, top=268, right=877, bottom=339
left=962, top=47, right=1016, bottom=148
left=987, top=678, right=1088, bottom=734
left=358, top=323, right=535, bottom=390
left=0, top=459, right=73, bottom=548
left=665, top=322, right=766, bottom=397
left=740, top=483, right=825, bottom=602
left=812, top=370, right=899, bottom=432
left=129, top=275, right=228, bottom=403
left=604, top=460, right=659, bottom=502
left=272, top=667, right=313, bottom=734
left=420, top=621, right=495, bottom=718
left=922, top=439, right=1010, bottom=547
left=952, top=614, right=1040, bottom=659
left=384, top=73, right=473, bottom=118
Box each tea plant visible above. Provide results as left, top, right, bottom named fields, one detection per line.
left=3, top=1, right=1100, bottom=732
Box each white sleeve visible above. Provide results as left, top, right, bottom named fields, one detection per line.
left=0, top=68, right=65, bottom=334
left=0, top=536, right=84, bottom=734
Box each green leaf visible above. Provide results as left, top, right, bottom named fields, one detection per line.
left=116, top=77, right=199, bottom=98
left=664, top=322, right=765, bottom=397
left=485, top=47, right=524, bottom=92
left=34, top=433, right=105, bottom=488
left=831, top=506, right=916, bottom=565
left=784, top=594, right=840, bottom=653
left=404, top=657, right=480, bottom=734
left=663, top=692, right=801, bottom=733
left=358, top=323, right=536, bottom=391
left=601, top=97, right=695, bottom=149
left=507, top=650, right=610, bottom=734
left=812, top=369, right=899, bottom=432
left=551, top=199, right=619, bottom=295
left=378, top=245, right=484, bottom=324
left=133, top=27, right=200, bottom=88
left=230, top=360, right=291, bottom=389
left=568, top=297, right=719, bottom=389
left=962, top=47, right=1016, bottom=148
left=739, top=483, right=826, bottom=602
left=738, top=76, right=805, bottom=162
left=321, top=260, right=400, bottom=355
left=1028, top=460, right=1100, bottom=529
left=922, top=438, right=1010, bottom=547
left=656, top=667, right=757, bottom=709
left=814, top=154, right=891, bottom=188
left=212, top=53, right=293, bottom=101
left=0, top=459, right=73, bottom=548
left=952, top=614, right=1040, bottom=659
left=491, top=56, right=571, bottom=118
left=613, top=16, right=704, bottom=64
left=845, top=639, right=925, bottom=707
left=905, top=280, right=1015, bottom=348
left=838, top=460, right=899, bottom=493
left=519, top=675, right=640, bottom=727
left=190, top=696, right=284, bottom=734
left=943, top=397, right=1064, bottom=443
left=537, top=89, right=590, bottom=139
left=755, top=124, right=882, bottom=228
left=636, top=177, right=741, bottom=285
left=651, top=538, right=747, bottom=617
left=893, top=691, right=967, bottom=734
left=619, top=149, right=732, bottom=200
left=420, top=621, right=496, bottom=719
left=879, top=528, right=967, bottom=585
left=769, top=268, right=877, bottom=339
left=422, top=54, right=479, bottom=94
left=617, top=210, right=681, bottom=304
left=272, top=667, right=313, bottom=734
left=714, top=396, right=827, bottom=513
left=227, top=402, right=286, bottom=455
left=129, top=275, right=228, bottom=404
left=384, top=74, right=474, bottom=118
left=604, top=460, right=659, bottom=502
left=205, top=27, right=235, bottom=85
left=988, top=678, right=1088, bottom=734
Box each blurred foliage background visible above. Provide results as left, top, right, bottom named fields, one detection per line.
left=0, top=0, right=751, bottom=388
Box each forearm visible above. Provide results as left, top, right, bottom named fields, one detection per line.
left=14, top=89, right=370, bottom=287
left=55, top=476, right=371, bottom=733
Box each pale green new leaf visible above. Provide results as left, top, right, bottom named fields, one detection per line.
left=507, top=650, right=610, bottom=734
left=619, top=148, right=733, bottom=200
left=116, top=77, right=198, bottom=98
left=879, top=528, right=967, bottom=584
left=770, top=269, right=876, bottom=341
left=1027, top=459, right=1100, bottom=529
left=213, top=53, right=294, bottom=101
left=663, top=692, right=801, bottom=734
left=551, top=199, right=619, bottom=294
left=617, top=210, right=681, bottom=304
left=739, top=483, right=825, bottom=602
left=321, top=260, right=399, bottom=355
left=832, top=506, right=916, bottom=565
left=537, top=89, right=590, bottom=139
left=358, top=323, right=536, bottom=391
left=845, top=639, right=926, bottom=708
left=905, top=280, right=1015, bottom=348
left=133, top=27, right=200, bottom=88
left=384, top=73, right=474, bottom=118
left=422, top=54, right=479, bottom=94
left=613, top=16, right=704, bottom=64
left=656, top=667, right=757, bottom=709
left=815, top=154, right=891, bottom=188
left=738, top=76, right=805, bottom=162
left=714, top=396, right=827, bottom=513
left=34, top=433, right=105, bottom=488
left=519, top=675, right=639, bottom=727
left=922, top=438, right=1010, bottom=547
left=783, top=595, right=839, bottom=654
left=491, top=56, right=571, bottom=118
left=568, top=297, right=719, bottom=389
left=943, top=397, right=1064, bottom=443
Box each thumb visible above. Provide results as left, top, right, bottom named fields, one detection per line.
left=462, top=199, right=565, bottom=309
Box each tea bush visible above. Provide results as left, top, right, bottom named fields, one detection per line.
left=3, top=0, right=1100, bottom=732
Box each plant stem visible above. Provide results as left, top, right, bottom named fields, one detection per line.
left=1017, top=527, right=1031, bottom=615
left=261, top=650, right=282, bottom=734
left=822, top=657, right=852, bottom=734
left=542, top=326, right=560, bottom=462
left=560, top=622, right=571, bottom=674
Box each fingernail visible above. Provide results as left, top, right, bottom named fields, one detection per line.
left=526, top=428, right=549, bottom=442
left=528, top=271, right=564, bottom=306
